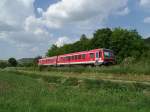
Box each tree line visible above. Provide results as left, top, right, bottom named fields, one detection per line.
left=0, top=27, right=149, bottom=69
left=47, top=28, right=149, bottom=63
left=0, top=57, right=41, bottom=68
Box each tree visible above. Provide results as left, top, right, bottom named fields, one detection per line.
left=79, top=34, right=90, bottom=51
left=91, top=28, right=112, bottom=49
left=46, top=44, right=59, bottom=57
left=144, top=37, right=150, bottom=47
left=46, top=27, right=148, bottom=63
left=8, top=58, right=18, bottom=67
left=111, top=28, right=146, bottom=62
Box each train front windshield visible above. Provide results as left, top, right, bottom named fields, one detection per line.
left=104, top=50, right=114, bottom=59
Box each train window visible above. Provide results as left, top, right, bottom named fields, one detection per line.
left=75, top=55, right=78, bottom=60
left=64, top=57, right=67, bottom=61
left=78, top=55, right=81, bottom=59
left=90, top=53, right=94, bottom=58
left=68, top=56, right=71, bottom=61
left=99, top=52, right=102, bottom=58
left=82, top=54, right=86, bottom=59
left=96, top=52, right=99, bottom=58
left=72, top=56, right=74, bottom=60
left=104, top=51, right=110, bottom=58
left=66, top=56, right=69, bottom=61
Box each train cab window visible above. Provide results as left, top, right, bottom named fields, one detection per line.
left=82, top=54, right=86, bottom=59
left=90, top=53, right=94, bottom=58
left=104, top=51, right=111, bottom=58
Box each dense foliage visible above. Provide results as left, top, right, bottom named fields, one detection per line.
left=47, top=28, right=149, bottom=63
left=0, top=61, right=8, bottom=69
left=8, top=58, right=18, bottom=67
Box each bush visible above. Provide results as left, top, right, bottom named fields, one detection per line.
left=0, top=61, right=8, bottom=69
left=8, top=58, right=18, bottom=67
left=121, top=57, right=136, bottom=66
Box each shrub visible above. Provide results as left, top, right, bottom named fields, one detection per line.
left=0, top=61, right=8, bottom=69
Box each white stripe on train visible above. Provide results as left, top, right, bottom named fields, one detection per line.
left=39, top=60, right=104, bottom=66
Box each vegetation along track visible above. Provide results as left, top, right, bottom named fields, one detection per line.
left=0, top=70, right=150, bottom=112
left=3, top=69, right=150, bottom=90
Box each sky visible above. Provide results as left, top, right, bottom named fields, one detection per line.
left=0, top=0, right=150, bottom=59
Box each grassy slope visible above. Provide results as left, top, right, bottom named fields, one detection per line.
left=15, top=62, right=150, bottom=75
left=5, top=69, right=150, bottom=84
left=0, top=71, right=150, bottom=112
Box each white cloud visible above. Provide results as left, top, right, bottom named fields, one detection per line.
left=140, top=0, right=150, bottom=24
left=144, top=17, right=150, bottom=23
left=24, top=16, right=50, bottom=36
left=0, top=0, right=129, bottom=58
left=55, top=36, right=71, bottom=47
left=38, top=0, right=129, bottom=28
left=140, top=0, right=150, bottom=8
left=37, top=8, right=44, bottom=15
left=0, top=0, right=34, bottom=26
left=0, top=0, right=51, bottom=44
left=23, top=0, right=129, bottom=46
left=115, top=7, right=130, bottom=16
left=0, top=0, right=129, bottom=42
left=30, top=47, right=39, bottom=52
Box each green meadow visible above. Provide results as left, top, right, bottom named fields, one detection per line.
left=0, top=70, right=150, bottom=112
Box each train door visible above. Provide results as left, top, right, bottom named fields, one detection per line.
left=95, top=52, right=99, bottom=65
left=96, top=52, right=99, bottom=60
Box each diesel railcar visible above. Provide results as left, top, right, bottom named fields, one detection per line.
left=38, top=48, right=115, bottom=66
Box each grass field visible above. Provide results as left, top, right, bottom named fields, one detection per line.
left=0, top=70, right=150, bottom=112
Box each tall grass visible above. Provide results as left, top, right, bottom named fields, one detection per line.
left=0, top=71, right=150, bottom=112
left=39, top=62, right=150, bottom=75
left=40, top=59, right=149, bottom=75
left=3, top=58, right=150, bottom=75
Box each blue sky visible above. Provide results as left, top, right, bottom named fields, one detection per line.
left=0, top=0, right=150, bottom=59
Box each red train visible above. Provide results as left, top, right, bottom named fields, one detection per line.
left=38, top=48, right=115, bottom=66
